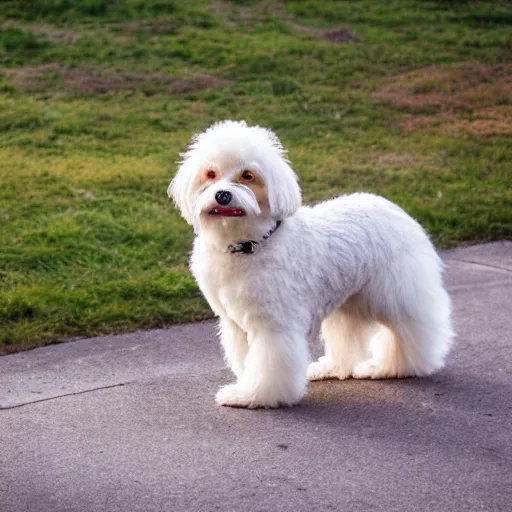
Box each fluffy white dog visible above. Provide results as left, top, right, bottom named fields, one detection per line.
left=169, top=120, right=454, bottom=408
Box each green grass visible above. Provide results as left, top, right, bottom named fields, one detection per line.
left=1, top=0, right=511, bottom=353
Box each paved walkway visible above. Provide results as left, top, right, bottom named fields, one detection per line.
left=1, top=242, right=511, bottom=512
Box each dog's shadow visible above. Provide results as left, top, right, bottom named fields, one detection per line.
left=275, top=371, right=512, bottom=460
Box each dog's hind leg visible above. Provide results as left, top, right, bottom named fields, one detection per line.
left=308, top=304, right=371, bottom=381
left=219, top=317, right=249, bottom=380
left=353, top=288, right=454, bottom=379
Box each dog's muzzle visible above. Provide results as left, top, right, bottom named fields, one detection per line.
left=210, top=189, right=245, bottom=216
left=195, top=183, right=261, bottom=225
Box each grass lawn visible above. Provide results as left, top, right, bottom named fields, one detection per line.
left=1, top=0, right=511, bottom=353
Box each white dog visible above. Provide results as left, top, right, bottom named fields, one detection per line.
left=169, top=120, right=454, bottom=408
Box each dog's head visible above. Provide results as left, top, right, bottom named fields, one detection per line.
left=168, top=121, right=301, bottom=235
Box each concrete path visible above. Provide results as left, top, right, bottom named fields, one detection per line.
left=1, top=242, right=511, bottom=512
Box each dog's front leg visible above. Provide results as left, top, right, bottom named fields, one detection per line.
left=219, top=317, right=248, bottom=380
left=216, top=326, right=309, bottom=408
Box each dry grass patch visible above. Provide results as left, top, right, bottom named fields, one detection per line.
left=369, top=152, right=434, bottom=169
left=121, top=21, right=179, bottom=34
left=446, top=118, right=512, bottom=137
left=21, top=24, right=79, bottom=44
left=210, top=0, right=360, bottom=44
left=210, top=0, right=286, bottom=27
left=3, top=62, right=60, bottom=92
left=0, top=19, right=80, bottom=44
left=290, top=22, right=360, bottom=44
left=4, top=63, right=234, bottom=96
left=321, top=27, right=360, bottom=44
left=374, top=63, right=512, bottom=137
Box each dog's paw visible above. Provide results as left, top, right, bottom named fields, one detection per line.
left=307, top=357, right=349, bottom=381
left=215, top=384, right=294, bottom=409
left=215, top=384, right=256, bottom=408
left=353, top=358, right=388, bottom=379
left=307, top=360, right=331, bottom=381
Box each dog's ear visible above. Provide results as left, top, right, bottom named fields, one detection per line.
left=168, top=156, right=197, bottom=225
left=266, top=159, right=302, bottom=219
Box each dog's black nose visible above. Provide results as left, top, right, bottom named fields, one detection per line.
left=215, top=190, right=232, bottom=206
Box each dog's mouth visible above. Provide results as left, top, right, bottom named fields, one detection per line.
left=209, top=207, right=246, bottom=217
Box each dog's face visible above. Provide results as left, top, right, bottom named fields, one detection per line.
left=168, top=121, right=301, bottom=236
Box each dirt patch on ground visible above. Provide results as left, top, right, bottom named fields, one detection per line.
left=370, top=152, right=432, bottom=169
left=4, top=63, right=234, bottom=96
left=4, top=63, right=62, bottom=92
left=290, top=22, right=360, bottom=44
left=210, top=3, right=360, bottom=43
left=121, top=21, right=179, bottom=34
left=373, top=63, right=512, bottom=137
left=449, top=119, right=512, bottom=137
left=27, top=25, right=80, bottom=44
left=321, top=27, right=360, bottom=44
left=1, top=19, right=80, bottom=43
left=210, top=1, right=286, bottom=27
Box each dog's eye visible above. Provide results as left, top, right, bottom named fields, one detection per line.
left=241, top=170, right=255, bottom=182
left=205, top=169, right=216, bottom=180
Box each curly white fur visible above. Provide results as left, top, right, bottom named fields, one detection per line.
left=169, top=120, right=455, bottom=409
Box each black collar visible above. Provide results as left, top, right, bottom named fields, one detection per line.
left=228, top=221, right=282, bottom=254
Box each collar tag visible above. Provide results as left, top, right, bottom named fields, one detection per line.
left=229, top=241, right=257, bottom=254
left=228, top=221, right=281, bottom=255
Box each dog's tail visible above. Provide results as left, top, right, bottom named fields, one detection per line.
left=367, top=250, right=455, bottom=378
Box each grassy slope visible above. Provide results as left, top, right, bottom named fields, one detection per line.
left=0, top=0, right=511, bottom=353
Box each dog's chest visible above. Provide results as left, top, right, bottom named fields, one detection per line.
left=191, top=245, right=257, bottom=314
